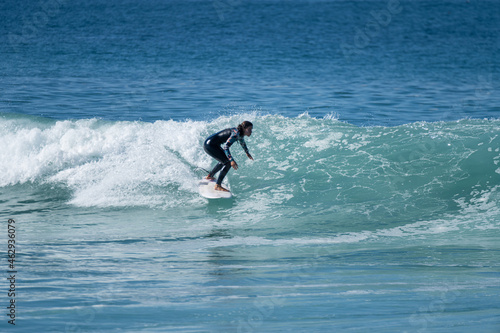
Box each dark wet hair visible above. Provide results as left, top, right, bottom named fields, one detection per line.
left=237, top=121, right=253, bottom=135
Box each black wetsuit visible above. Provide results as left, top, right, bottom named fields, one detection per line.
left=204, top=128, right=250, bottom=186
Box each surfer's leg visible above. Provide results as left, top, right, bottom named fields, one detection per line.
left=204, top=142, right=230, bottom=182
left=209, top=162, right=224, bottom=177
left=216, top=162, right=231, bottom=186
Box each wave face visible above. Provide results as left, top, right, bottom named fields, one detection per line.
left=1, top=113, right=499, bottom=231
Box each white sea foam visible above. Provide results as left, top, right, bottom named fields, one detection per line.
left=2, top=114, right=500, bottom=226
left=1, top=117, right=203, bottom=206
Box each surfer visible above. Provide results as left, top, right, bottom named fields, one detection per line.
left=203, top=121, right=254, bottom=192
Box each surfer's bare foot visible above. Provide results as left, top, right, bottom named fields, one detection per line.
left=205, top=175, right=215, bottom=181
left=214, top=185, right=229, bottom=192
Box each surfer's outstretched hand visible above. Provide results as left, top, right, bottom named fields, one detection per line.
left=231, top=161, right=238, bottom=170
left=247, top=153, right=254, bottom=160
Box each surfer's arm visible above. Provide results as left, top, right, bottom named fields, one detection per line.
left=222, top=129, right=239, bottom=162
left=239, top=139, right=253, bottom=160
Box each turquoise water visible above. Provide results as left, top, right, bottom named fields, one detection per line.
left=1, top=0, right=500, bottom=332
left=2, top=114, right=499, bottom=332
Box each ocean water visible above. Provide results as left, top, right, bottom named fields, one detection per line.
left=1, top=0, right=500, bottom=332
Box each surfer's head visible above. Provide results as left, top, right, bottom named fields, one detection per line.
left=238, top=121, right=253, bottom=137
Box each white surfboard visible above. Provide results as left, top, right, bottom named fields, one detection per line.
left=198, top=179, right=232, bottom=199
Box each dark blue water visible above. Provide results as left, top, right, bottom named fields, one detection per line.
left=1, top=1, right=500, bottom=332
left=2, top=0, right=499, bottom=125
